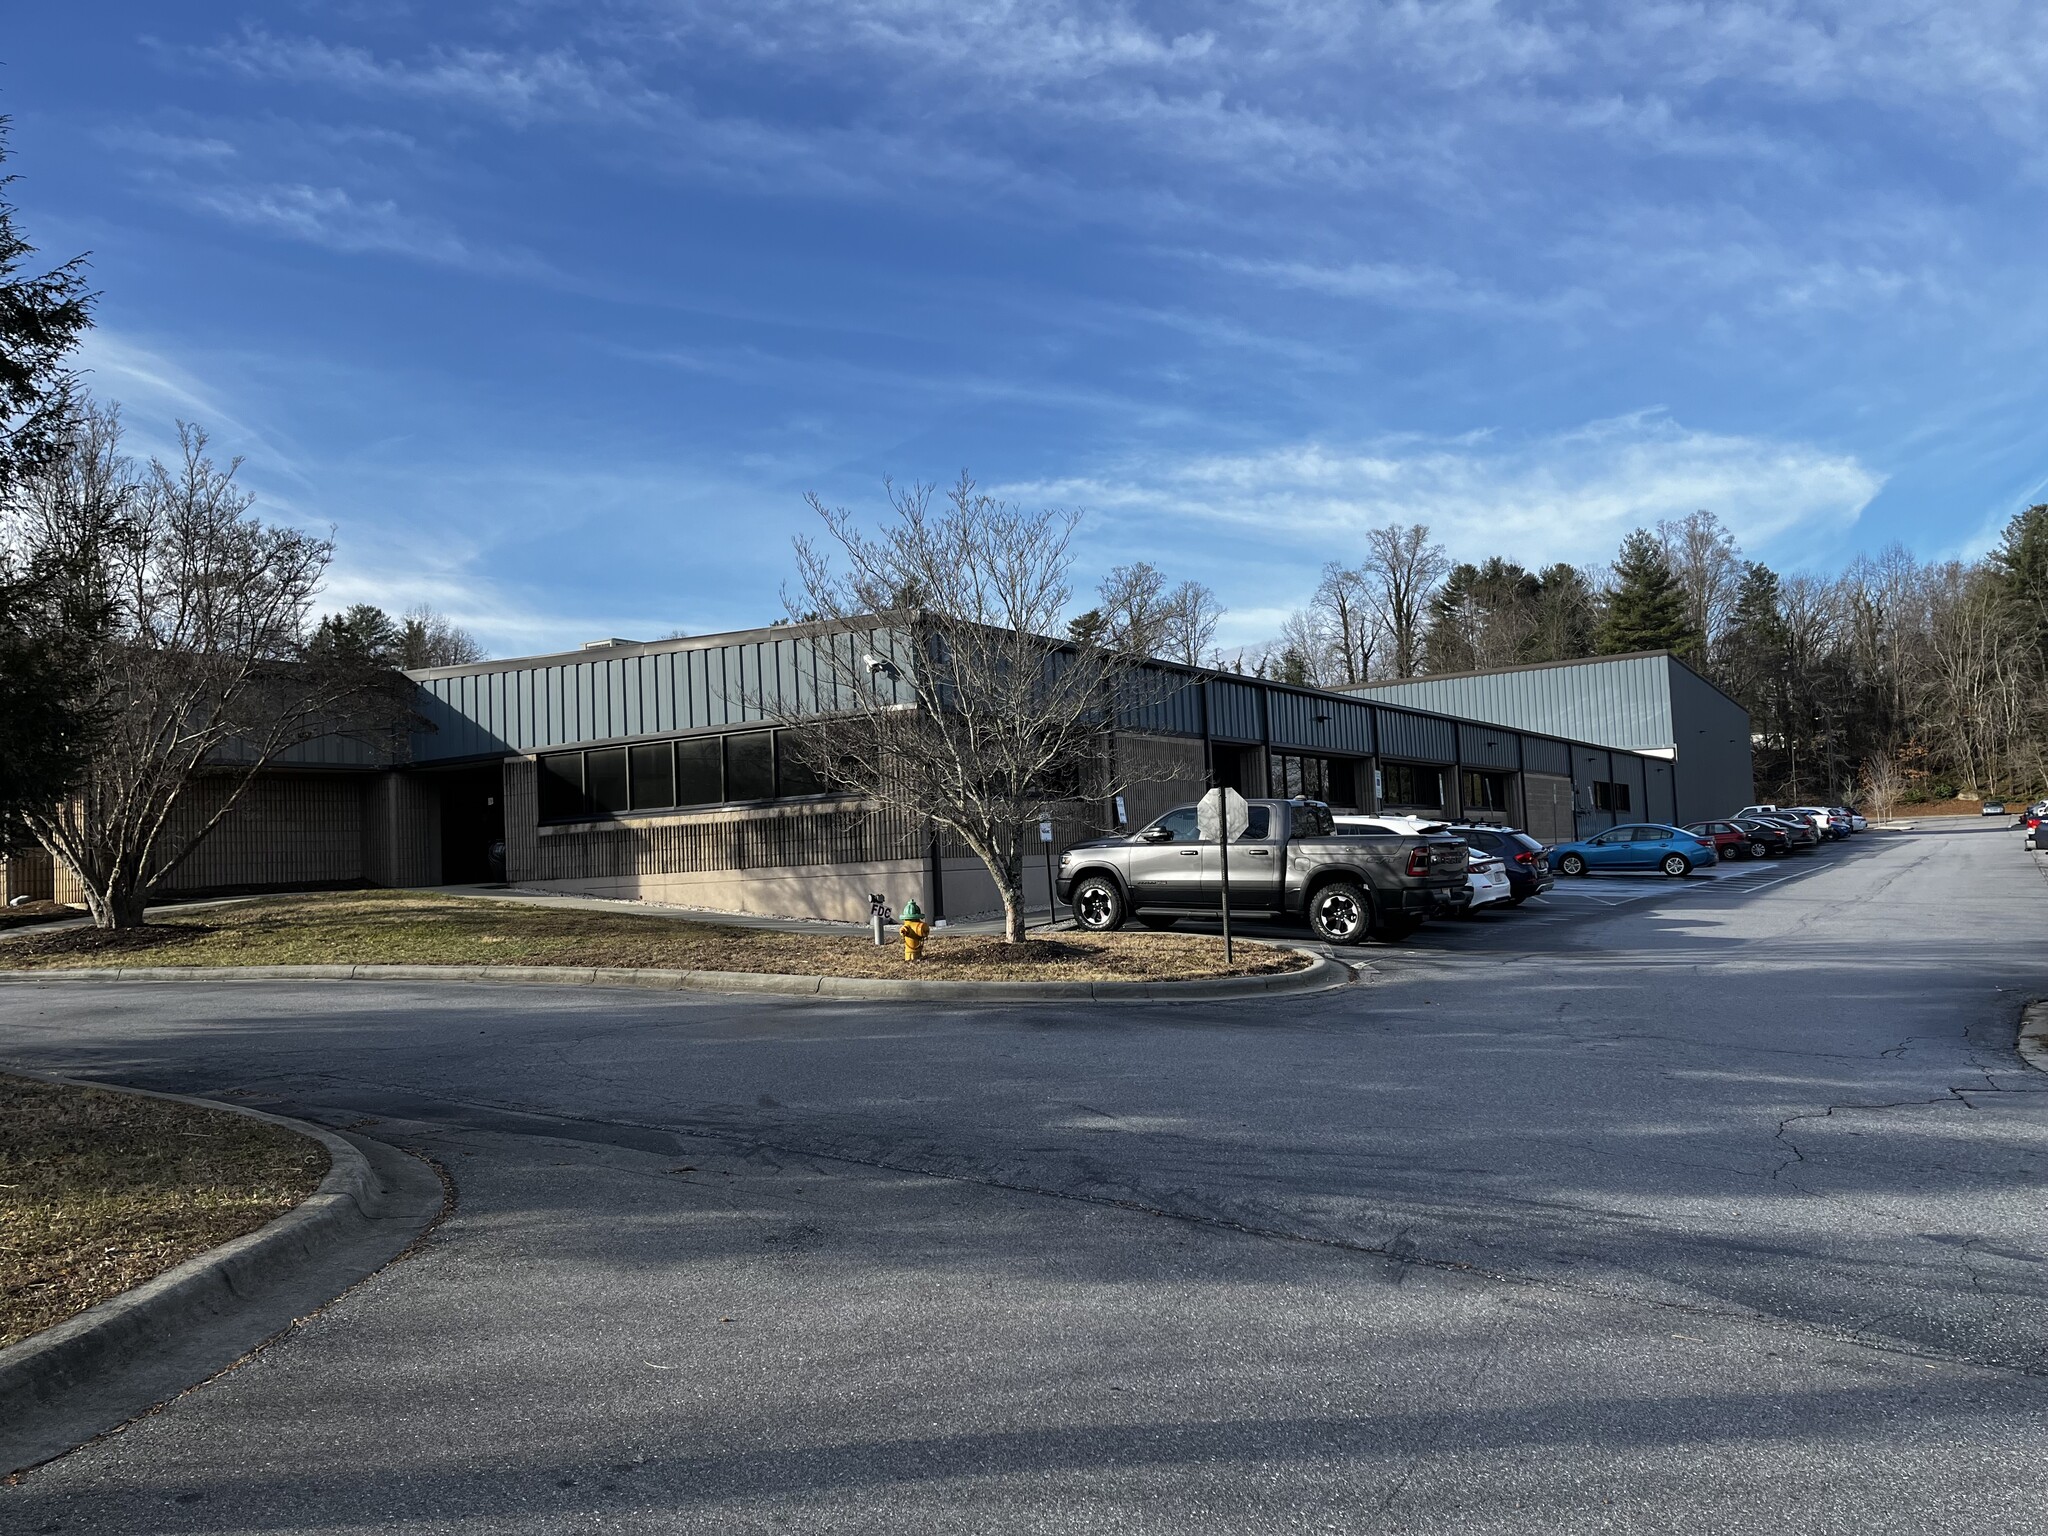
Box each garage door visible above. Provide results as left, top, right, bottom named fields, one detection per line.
left=1523, top=772, right=1575, bottom=844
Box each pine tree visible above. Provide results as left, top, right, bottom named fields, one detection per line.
left=1990, top=503, right=2048, bottom=664
left=1598, top=529, right=1697, bottom=656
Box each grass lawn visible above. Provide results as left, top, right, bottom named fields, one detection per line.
left=0, top=891, right=1308, bottom=982
left=0, top=1074, right=329, bottom=1348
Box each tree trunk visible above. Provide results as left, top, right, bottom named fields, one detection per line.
left=998, top=844, right=1027, bottom=943
left=81, top=869, right=149, bottom=929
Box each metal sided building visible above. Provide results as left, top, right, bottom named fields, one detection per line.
left=7, top=620, right=1694, bottom=922
left=388, top=624, right=1686, bottom=924
left=1336, top=651, right=1754, bottom=827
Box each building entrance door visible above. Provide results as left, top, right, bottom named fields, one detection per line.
left=438, top=766, right=507, bottom=884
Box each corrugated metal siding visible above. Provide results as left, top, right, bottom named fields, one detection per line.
left=410, top=629, right=911, bottom=760
left=1267, top=690, right=1373, bottom=754
left=1456, top=723, right=1519, bottom=770
left=1644, top=759, right=1676, bottom=824
left=1346, top=655, right=1677, bottom=752
left=1205, top=679, right=1264, bottom=742
left=1613, top=754, right=1647, bottom=817
left=1116, top=667, right=1205, bottom=736
left=1375, top=708, right=1455, bottom=763
left=1521, top=735, right=1570, bottom=776
left=1665, top=663, right=1756, bottom=822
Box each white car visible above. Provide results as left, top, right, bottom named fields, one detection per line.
left=1463, top=851, right=1513, bottom=914
left=1333, top=814, right=1512, bottom=916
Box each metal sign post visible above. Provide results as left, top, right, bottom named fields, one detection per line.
left=1197, top=787, right=1250, bottom=964
left=1039, top=819, right=1057, bottom=928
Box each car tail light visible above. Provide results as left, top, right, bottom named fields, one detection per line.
left=1514, top=850, right=1537, bottom=864
left=1406, top=849, right=1430, bottom=876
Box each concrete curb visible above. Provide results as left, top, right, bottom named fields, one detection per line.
left=0, top=947, right=1348, bottom=1003
left=2018, top=1002, right=2048, bottom=1074
left=0, top=1072, right=445, bottom=1476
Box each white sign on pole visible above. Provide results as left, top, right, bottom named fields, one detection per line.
left=1038, top=819, right=1054, bottom=843
left=1197, top=787, right=1251, bottom=843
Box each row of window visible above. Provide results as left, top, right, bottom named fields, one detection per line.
left=1589, top=780, right=1635, bottom=812
left=538, top=730, right=828, bottom=823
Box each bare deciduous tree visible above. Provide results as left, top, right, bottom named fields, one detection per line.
left=1159, top=578, right=1224, bottom=666
left=777, top=474, right=1169, bottom=943
left=9, top=408, right=410, bottom=927
left=1362, top=523, right=1448, bottom=678
left=1310, top=561, right=1379, bottom=685
left=400, top=605, right=486, bottom=668
left=1658, top=509, right=1742, bottom=663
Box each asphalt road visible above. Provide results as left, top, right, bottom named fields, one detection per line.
left=4, top=819, right=2045, bottom=1533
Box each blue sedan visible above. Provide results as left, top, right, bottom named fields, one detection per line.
left=1549, top=823, right=1719, bottom=877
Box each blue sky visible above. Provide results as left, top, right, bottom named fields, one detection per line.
left=11, top=3, right=2048, bottom=655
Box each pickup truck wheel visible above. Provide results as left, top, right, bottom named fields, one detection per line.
left=1661, top=853, right=1691, bottom=877
left=1558, top=853, right=1587, bottom=876
left=1136, top=913, right=1179, bottom=930
left=1307, top=880, right=1371, bottom=945
left=1071, top=876, right=1127, bottom=932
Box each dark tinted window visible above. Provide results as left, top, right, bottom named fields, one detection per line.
left=776, top=733, right=828, bottom=797
left=1461, top=770, right=1509, bottom=812
left=1614, top=783, right=1632, bottom=811
left=1289, top=803, right=1330, bottom=838
left=725, top=732, right=774, bottom=801
left=629, top=743, right=674, bottom=810
left=1238, top=806, right=1273, bottom=840
left=1508, top=832, right=1544, bottom=853
left=537, top=753, right=585, bottom=822
left=1383, top=762, right=1445, bottom=808
left=585, top=748, right=629, bottom=815
left=1150, top=807, right=1200, bottom=841
left=676, top=736, right=722, bottom=805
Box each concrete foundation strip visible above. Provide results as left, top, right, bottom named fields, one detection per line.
left=0, top=947, right=1348, bottom=1002
left=0, top=1072, right=447, bottom=1478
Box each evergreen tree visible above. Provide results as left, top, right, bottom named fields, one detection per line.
left=0, top=124, right=97, bottom=840
left=1597, top=529, right=1697, bottom=656
left=1990, top=503, right=2048, bottom=663
left=306, top=603, right=403, bottom=667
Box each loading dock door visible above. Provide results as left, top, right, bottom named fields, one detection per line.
left=1523, top=772, right=1575, bottom=844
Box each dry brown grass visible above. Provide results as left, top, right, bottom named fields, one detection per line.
left=0, top=891, right=1307, bottom=982
left=0, top=1074, right=329, bottom=1347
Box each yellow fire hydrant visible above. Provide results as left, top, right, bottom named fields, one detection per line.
left=899, top=899, right=931, bottom=962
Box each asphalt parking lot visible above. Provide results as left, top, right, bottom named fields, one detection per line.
left=2, top=819, right=2043, bottom=1534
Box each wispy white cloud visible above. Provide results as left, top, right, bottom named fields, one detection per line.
left=1005, top=414, right=1886, bottom=572
left=171, top=180, right=543, bottom=274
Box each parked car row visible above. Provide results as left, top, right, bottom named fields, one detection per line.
left=2014, top=800, right=2048, bottom=848
left=1055, top=794, right=1867, bottom=948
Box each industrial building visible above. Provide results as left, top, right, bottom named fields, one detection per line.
left=1, top=625, right=1755, bottom=924
left=1337, top=651, right=1754, bottom=827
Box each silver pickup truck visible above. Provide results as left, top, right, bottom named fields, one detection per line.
left=1055, top=797, right=1468, bottom=944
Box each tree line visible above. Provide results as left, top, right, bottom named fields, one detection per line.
left=1237, top=504, right=2048, bottom=809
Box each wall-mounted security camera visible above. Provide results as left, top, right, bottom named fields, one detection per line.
left=863, top=653, right=902, bottom=680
